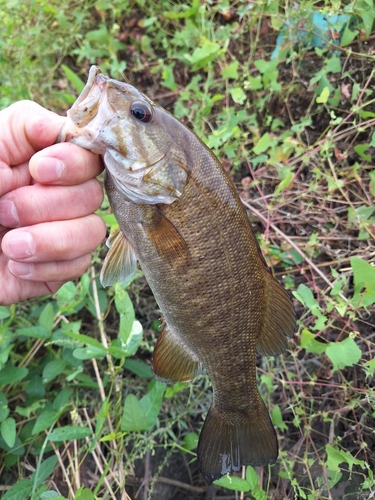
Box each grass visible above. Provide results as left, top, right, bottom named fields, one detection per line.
left=0, top=0, right=374, bottom=499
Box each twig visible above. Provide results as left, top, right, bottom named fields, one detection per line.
left=241, top=198, right=349, bottom=302
left=156, top=476, right=207, bottom=493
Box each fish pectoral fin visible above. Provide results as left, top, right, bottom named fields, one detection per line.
left=142, top=207, right=190, bottom=266
left=198, top=399, right=278, bottom=484
left=256, top=272, right=296, bottom=356
left=100, top=228, right=137, bottom=287
left=152, top=323, right=200, bottom=382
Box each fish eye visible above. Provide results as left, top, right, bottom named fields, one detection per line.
left=130, top=101, right=153, bottom=123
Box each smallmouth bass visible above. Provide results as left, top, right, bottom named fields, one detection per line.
left=59, top=66, right=295, bottom=483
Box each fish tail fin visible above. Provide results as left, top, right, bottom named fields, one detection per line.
left=197, top=399, right=277, bottom=484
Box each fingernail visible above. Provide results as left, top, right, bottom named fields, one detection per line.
left=0, top=200, right=20, bottom=227
left=35, top=157, right=65, bottom=182
left=4, top=231, right=35, bottom=259
left=8, top=261, right=33, bottom=277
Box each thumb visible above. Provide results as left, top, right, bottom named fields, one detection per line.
left=0, top=101, right=65, bottom=166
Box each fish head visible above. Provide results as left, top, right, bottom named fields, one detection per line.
left=59, top=66, right=189, bottom=204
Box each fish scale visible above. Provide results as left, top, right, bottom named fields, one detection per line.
left=59, top=66, right=296, bottom=483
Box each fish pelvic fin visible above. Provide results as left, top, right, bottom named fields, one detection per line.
left=256, top=272, right=296, bottom=356
left=100, top=228, right=137, bottom=287
left=152, top=323, right=200, bottom=382
left=197, top=399, right=278, bottom=484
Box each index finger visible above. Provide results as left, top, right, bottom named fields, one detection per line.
left=30, top=142, right=104, bottom=185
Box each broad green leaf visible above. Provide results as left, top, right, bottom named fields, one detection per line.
left=124, top=359, right=153, bottom=379
left=341, top=26, right=359, bottom=46
left=214, top=475, right=250, bottom=492
left=17, top=326, right=50, bottom=339
left=245, top=466, right=258, bottom=489
left=53, top=388, right=72, bottom=411
left=221, top=61, right=239, bottom=79
left=253, top=133, right=271, bottom=155
left=61, top=64, right=85, bottom=93
left=326, top=337, right=362, bottom=371
left=0, top=365, right=28, bottom=385
left=123, top=320, right=143, bottom=356
left=230, top=87, right=246, bottom=104
left=63, top=330, right=106, bottom=350
left=271, top=404, right=288, bottom=431
left=120, top=394, right=148, bottom=431
left=1, top=417, right=16, bottom=448
left=39, top=303, right=55, bottom=333
left=32, top=455, right=58, bottom=486
left=350, top=257, right=375, bottom=307
left=73, top=346, right=107, bottom=360
left=354, top=144, right=371, bottom=162
left=181, top=432, right=198, bottom=453
left=2, top=479, right=33, bottom=500
left=0, top=306, right=11, bottom=319
left=42, top=360, right=67, bottom=383
left=325, top=444, right=365, bottom=472
left=74, top=487, right=95, bottom=500
left=40, top=491, right=67, bottom=499
left=0, top=391, right=9, bottom=421
left=165, top=381, right=188, bottom=398
left=56, top=281, right=77, bottom=302
left=49, top=425, right=92, bottom=442
left=363, top=357, right=375, bottom=378
left=140, top=380, right=166, bottom=429
left=316, top=87, right=330, bottom=104
left=32, top=410, right=59, bottom=435
left=300, top=329, right=327, bottom=355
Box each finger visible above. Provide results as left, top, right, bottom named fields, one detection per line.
left=0, top=179, right=103, bottom=228
left=2, top=214, right=106, bottom=262
left=0, top=101, right=65, bottom=166
left=8, top=254, right=92, bottom=282
left=30, top=142, right=104, bottom=185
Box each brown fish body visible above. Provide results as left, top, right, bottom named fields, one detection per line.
left=61, top=66, right=295, bottom=482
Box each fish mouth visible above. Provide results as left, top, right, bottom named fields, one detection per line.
left=58, top=66, right=117, bottom=153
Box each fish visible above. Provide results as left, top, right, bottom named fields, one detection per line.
left=59, top=66, right=295, bottom=483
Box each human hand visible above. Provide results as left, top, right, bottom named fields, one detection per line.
left=0, top=100, right=107, bottom=305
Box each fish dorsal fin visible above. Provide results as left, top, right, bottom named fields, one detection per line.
left=152, top=323, right=200, bottom=382
left=256, top=272, right=296, bottom=356
left=142, top=207, right=190, bottom=266
left=100, top=228, right=137, bottom=287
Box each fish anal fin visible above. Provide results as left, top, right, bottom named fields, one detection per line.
left=198, top=399, right=278, bottom=484
left=142, top=207, right=190, bottom=266
left=100, top=228, right=137, bottom=287
left=256, top=272, right=296, bottom=356
left=152, top=324, right=200, bottom=382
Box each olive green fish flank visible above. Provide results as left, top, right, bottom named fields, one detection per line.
left=59, top=66, right=296, bottom=483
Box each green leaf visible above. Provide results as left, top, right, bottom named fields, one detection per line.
left=73, top=346, right=107, bottom=360
left=325, top=444, right=365, bottom=472
left=53, top=387, right=71, bottom=411
left=253, top=133, right=271, bottom=155
left=1, top=417, right=16, bottom=448
left=326, top=337, right=362, bottom=371
left=32, top=455, right=58, bottom=486
left=124, top=359, right=153, bottom=379
left=245, top=466, right=258, bottom=489
left=17, top=326, right=50, bottom=339
left=74, top=487, right=95, bottom=500
left=39, top=303, right=55, bottom=333
left=122, top=320, right=143, bottom=356
left=61, top=64, right=85, bottom=93
left=316, top=86, right=330, bottom=104
left=0, top=391, right=9, bottom=421
left=271, top=404, right=288, bottom=431
left=300, top=329, right=327, bottom=355
left=2, top=479, right=33, bottom=500
left=42, top=360, right=67, bottom=383
left=341, top=26, right=359, bottom=47
left=214, top=475, right=250, bottom=492
left=221, top=61, right=239, bottom=79
left=32, top=410, right=59, bottom=435
left=181, top=432, right=198, bottom=453
left=120, top=394, right=148, bottom=431
left=354, top=144, right=371, bottom=162
left=40, top=492, right=67, bottom=500
left=350, top=256, right=375, bottom=307
left=0, top=306, right=11, bottom=319
left=140, top=380, right=166, bottom=430
left=49, top=425, right=92, bottom=442
left=0, top=365, right=28, bottom=385
left=229, top=87, right=246, bottom=104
